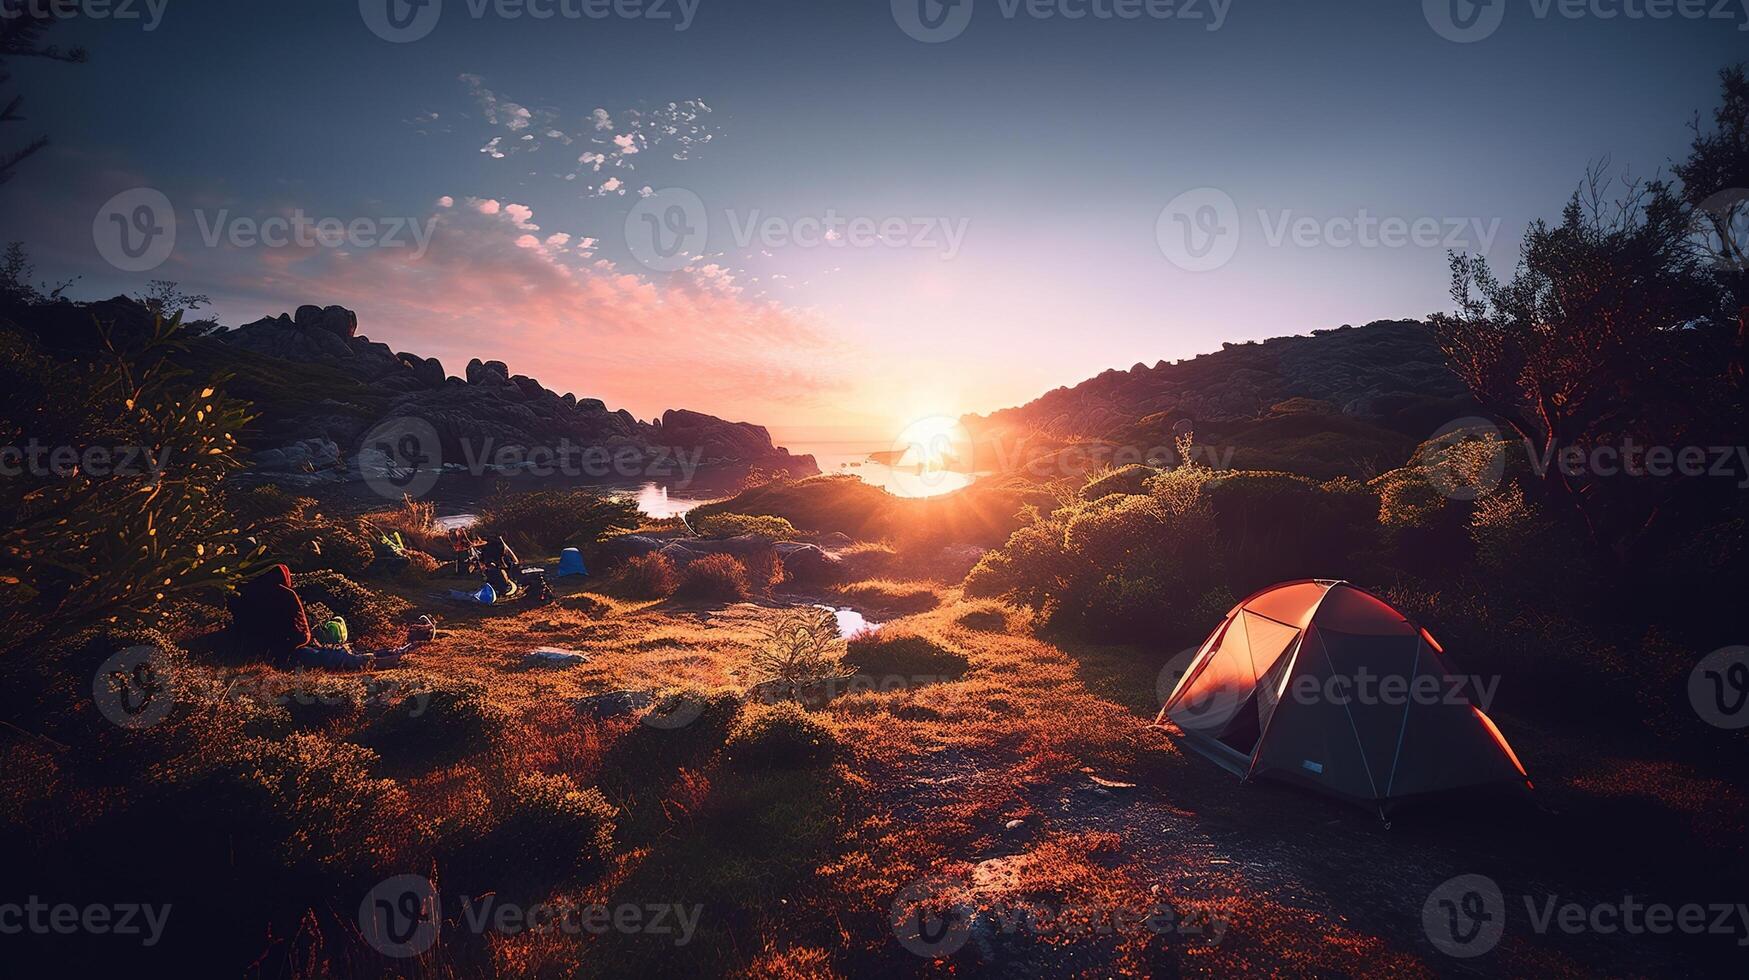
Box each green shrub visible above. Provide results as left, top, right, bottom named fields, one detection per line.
left=355, top=676, right=504, bottom=771
left=843, top=631, right=969, bottom=682
left=832, top=579, right=939, bottom=615
left=966, top=461, right=1225, bottom=640
left=693, top=512, right=798, bottom=540
left=290, top=570, right=411, bottom=640
left=492, top=772, right=617, bottom=877
left=171, top=732, right=410, bottom=875
left=740, top=542, right=787, bottom=595
left=1201, top=470, right=1379, bottom=594
left=475, top=487, right=640, bottom=555
left=600, top=686, right=745, bottom=791
left=235, top=487, right=376, bottom=576
left=1080, top=463, right=1160, bottom=500
left=674, top=554, right=751, bottom=602
left=0, top=316, right=255, bottom=657
left=724, top=701, right=838, bottom=768
left=616, top=552, right=679, bottom=598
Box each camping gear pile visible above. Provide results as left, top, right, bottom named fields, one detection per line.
left=441, top=531, right=560, bottom=606
left=1157, top=579, right=1531, bottom=818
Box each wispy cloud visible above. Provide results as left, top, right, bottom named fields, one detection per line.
left=451, top=75, right=716, bottom=197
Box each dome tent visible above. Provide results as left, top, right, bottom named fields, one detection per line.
left=1156, top=580, right=1530, bottom=815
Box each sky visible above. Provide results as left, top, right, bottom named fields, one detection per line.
left=1, top=0, right=1744, bottom=444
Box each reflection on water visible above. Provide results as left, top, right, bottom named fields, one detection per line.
left=631, top=482, right=714, bottom=519
left=824, top=605, right=880, bottom=637
left=802, top=445, right=981, bottom=499
left=434, top=513, right=477, bottom=531
left=433, top=481, right=718, bottom=528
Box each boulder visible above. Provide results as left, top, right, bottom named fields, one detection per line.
left=600, top=534, right=667, bottom=563
left=294, top=304, right=358, bottom=338
left=406, top=355, right=445, bottom=388
left=250, top=437, right=341, bottom=473
left=657, top=408, right=790, bottom=463
left=577, top=689, right=654, bottom=719
left=466, top=358, right=512, bottom=386
left=511, top=375, right=549, bottom=399
left=776, top=542, right=840, bottom=583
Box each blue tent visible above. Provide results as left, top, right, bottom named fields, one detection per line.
left=557, top=547, right=588, bottom=577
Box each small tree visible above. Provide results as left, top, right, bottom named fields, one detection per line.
left=0, top=313, right=257, bottom=654
left=748, top=606, right=848, bottom=701
left=1673, top=63, right=1749, bottom=395
left=1428, top=172, right=1716, bottom=565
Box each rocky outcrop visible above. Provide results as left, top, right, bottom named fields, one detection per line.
left=295, top=304, right=357, bottom=338
left=960, top=320, right=1477, bottom=480
left=653, top=409, right=813, bottom=468
left=222, top=304, right=818, bottom=484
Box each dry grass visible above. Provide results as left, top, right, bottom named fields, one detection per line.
left=831, top=578, right=940, bottom=616
left=14, top=552, right=1743, bottom=976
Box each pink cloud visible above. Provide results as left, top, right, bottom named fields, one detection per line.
left=205, top=197, right=846, bottom=422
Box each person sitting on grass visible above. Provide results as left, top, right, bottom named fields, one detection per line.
left=230, top=564, right=427, bottom=671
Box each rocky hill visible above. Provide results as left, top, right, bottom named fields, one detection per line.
left=962, top=319, right=1479, bottom=479
left=10, top=298, right=816, bottom=492
left=219, top=304, right=817, bottom=488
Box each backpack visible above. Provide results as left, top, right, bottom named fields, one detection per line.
left=314, top=617, right=349, bottom=647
